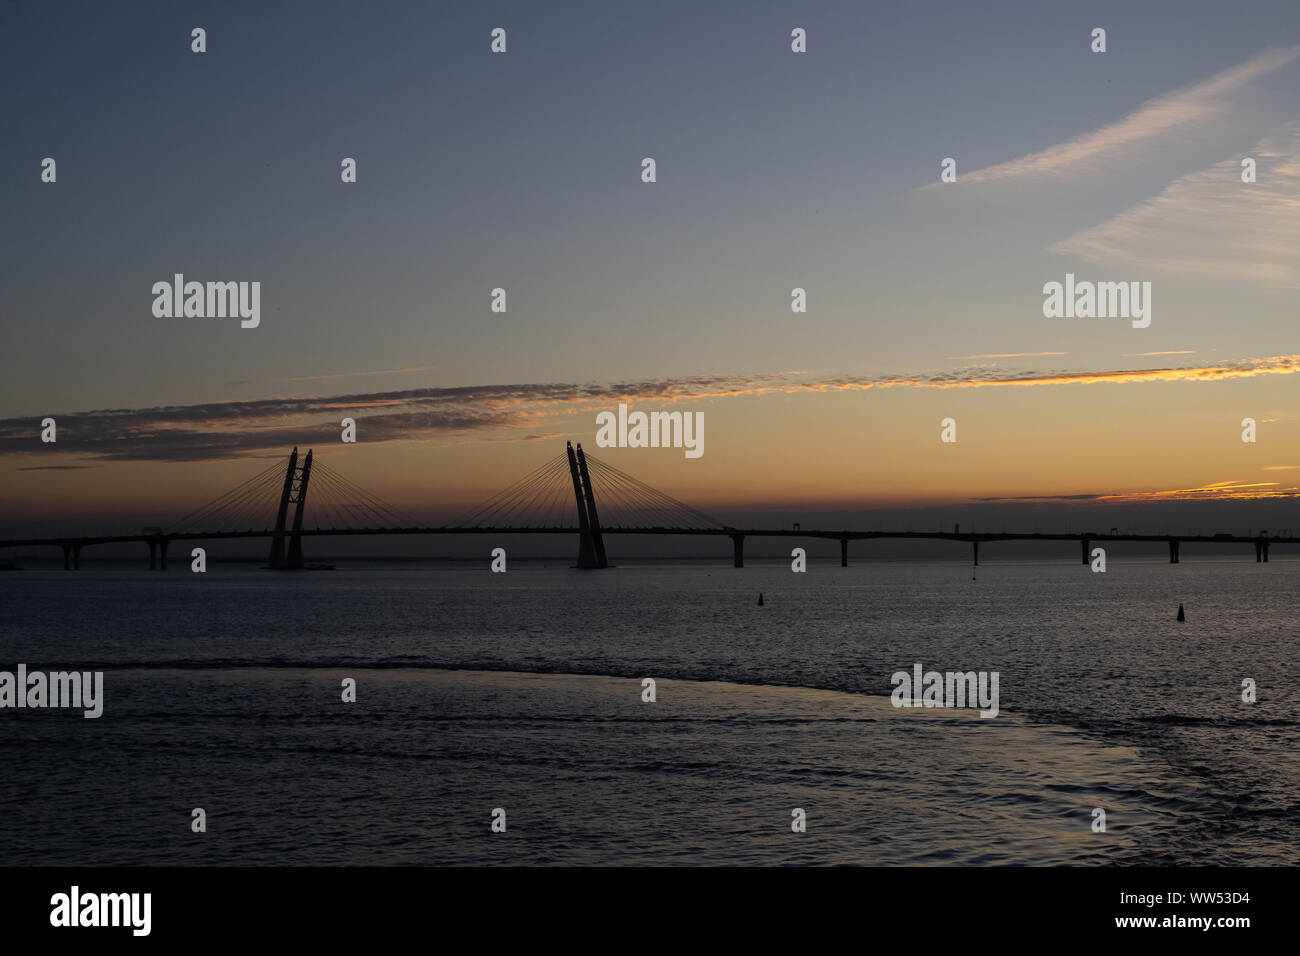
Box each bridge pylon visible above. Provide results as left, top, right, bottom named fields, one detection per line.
left=268, top=448, right=298, bottom=567
left=566, top=441, right=608, bottom=568
left=268, top=447, right=314, bottom=569
left=575, top=444, right=608, bottom=568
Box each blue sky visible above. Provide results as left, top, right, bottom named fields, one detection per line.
left=2, top=0, right=1298, bottom=524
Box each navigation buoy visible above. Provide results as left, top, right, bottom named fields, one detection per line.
left=1176, top=603, right=1185, bottom=622
left=758, top=593, right=764, bottom=606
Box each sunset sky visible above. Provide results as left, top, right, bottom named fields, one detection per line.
left=2, top=0, right=1298, bottom=537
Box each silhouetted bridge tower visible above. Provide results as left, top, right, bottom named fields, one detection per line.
left=2, top=443, right=1296, bottom=569
left=568, top=441, right=607, bottom=568
left=268, top=447, right=313, bottom=569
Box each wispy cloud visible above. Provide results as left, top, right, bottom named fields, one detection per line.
left=1122, top=350, right=1197, bottom=357
left=475, top=432, right=569, bottom=445
left=976, top=479, right=1300, bottom=503
left=815, top=354, right=1300, bottom=391
left=947, top=351, right=1068, bottom=359
left=954, top=46, right=1300, bottom=185
left=5, top=356, right=1298, bottom=463
left=15, top=464, right=99, bottom=472
left=1098, top=480, right=1299, bottom=502
left=972, top=493, right=1106, bottom=502
left=1050, top=122, right=1300, bottom=286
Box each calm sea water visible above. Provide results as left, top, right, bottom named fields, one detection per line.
left=1, top=558, right=1296, bottom=865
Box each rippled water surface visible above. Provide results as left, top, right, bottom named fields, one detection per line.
left=1, top=558, right=1296, bottom=864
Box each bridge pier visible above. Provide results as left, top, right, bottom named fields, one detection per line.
left=1081, top=538, right=1090, bottom=564
left=840, top=537, right=848, bottom=567
left=731, top=533, right=744, bottom=568
left=1169, top=539, right=1180, bottom=564
left=1256, top=541, right=1269, bottom=562
left=62, top=544, right=72, bottom=571
left=72, top=544, right=81, bottom=570
left=972, top=540, right=979, bottom=566
left=158, top=539, right=169, bottom=571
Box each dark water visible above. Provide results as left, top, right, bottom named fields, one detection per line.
left=1, top=558, right=1296, bottom=865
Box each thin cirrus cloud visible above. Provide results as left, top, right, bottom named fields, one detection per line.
left=3, top=355, right=1299, bottom=463
left=952, top=45, right=1300, bottom=185
left=975, top=479, right=1300, bottom=503
left=1049, top=122, right=1300, bottom=287
left=947, top=352, right=1069, bottom=359
left=1097, top=480, right=1300, bottom=502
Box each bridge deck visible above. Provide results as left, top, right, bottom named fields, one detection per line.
left=3, top=527, right=1295, bottom=547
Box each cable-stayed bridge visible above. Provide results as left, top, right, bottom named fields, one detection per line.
left=1, top=444, right=1294, bottom=569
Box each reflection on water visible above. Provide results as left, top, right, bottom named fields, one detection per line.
left=1, top=558, right=1296, bottom=864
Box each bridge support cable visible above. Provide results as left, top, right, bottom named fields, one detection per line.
left=582, top=453, right=726, bottom=531
left=310, top=461, right=422, bottom=529
left=165, top=458, right=288, bottom=535
left=303, top=463, right=420, bottom=530
left=493, top=454, right=577, bottom=529
left=295, top=466, right=351, bottom=530
left=445, top=452, right=577, bottom=529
